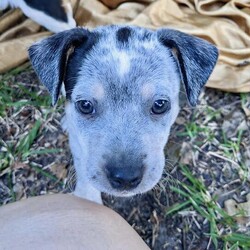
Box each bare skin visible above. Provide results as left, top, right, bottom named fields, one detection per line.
left=0, top=194, right=149, bottom=250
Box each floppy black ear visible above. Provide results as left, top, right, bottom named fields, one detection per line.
left=28, top=28, right=92, bottom=105
left=157, top=29, right=218, bottom=106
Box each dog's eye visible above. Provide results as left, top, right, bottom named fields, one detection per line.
left=151, top=99, right=171, bottom=115
left=75, top=100, right=95, bottom=115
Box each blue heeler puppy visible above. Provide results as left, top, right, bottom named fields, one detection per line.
left=28, top=25, right=218, bottom=203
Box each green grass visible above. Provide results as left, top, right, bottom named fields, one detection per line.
left=240, top=93, right=248, bottom=109
left=220, top=130, right=249, bottom=182
left=166, top=165, right=250, bottom=249
left=0, top=67, right=65, bottom=195
left=16, top=120, right=42, bottom=155
left=221, top=130, right=243, bottom=161
left=176, top=105, right=248, bottom=184
left=165, top=94, right=249, bottom=248
left=0, top=69, right=47, bottom=117
left=0, top=119, right=63, bottom=169
left=204, top=106, right=221, bottom=123
left=176, top=110, right=215, bottom=143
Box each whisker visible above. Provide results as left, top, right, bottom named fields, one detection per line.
left=65, top=165, right=76, bottom=192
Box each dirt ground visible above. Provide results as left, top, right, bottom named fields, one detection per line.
left=0, top=69, right=250, bottom=249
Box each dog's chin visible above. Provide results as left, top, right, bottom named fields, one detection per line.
left=105, top=190, right=140, bottom=198
left=90, top=179, right=158, bottom=198
left=101, top=189, right=143, bottom=198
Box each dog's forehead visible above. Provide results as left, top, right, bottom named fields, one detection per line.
left=95, top=25, right=156, bottom=49
left=70, top=26, right=179, bottom=102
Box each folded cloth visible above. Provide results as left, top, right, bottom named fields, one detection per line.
left=0, top=0, right=249, bottom=93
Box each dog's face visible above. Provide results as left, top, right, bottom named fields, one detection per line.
left=29, top=25, right=218, bottom=197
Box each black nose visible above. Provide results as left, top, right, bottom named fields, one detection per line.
left=106, top=166, right=143, bottom=190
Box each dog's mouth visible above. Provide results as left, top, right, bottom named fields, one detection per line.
left=89, top=173, right=157, bottom=198
left=90, top=180, right=140, bottom=197
left=104, top=188, right=142, bottom=197
left=111, top=190, right=138, bottom=197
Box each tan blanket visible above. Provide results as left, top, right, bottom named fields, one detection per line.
left=0, top=0, right=249, bottom=92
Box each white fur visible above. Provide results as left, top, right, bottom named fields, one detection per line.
left=112, top=50, right=131, bottom=76
left=142, top=41, right=155, bottom=49
left=0, top=0, right=17, bottom=9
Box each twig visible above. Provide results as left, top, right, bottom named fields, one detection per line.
left=207, top=151, right=241, bottom=168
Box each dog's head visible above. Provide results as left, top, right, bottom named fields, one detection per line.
left=29, top=25, right=218, bottom=197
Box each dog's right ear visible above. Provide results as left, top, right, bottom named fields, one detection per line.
left=157, top=29, right=218, bottom=107
left=28, top=28, right=92, bottom=105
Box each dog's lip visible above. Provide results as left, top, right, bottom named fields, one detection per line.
left=90, top=178, right=139, bottom=196
left=107, top=190, right=138, bottom=197
left=115, top=190, right=136, bottom=196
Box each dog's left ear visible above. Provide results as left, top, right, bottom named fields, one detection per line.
left=157, top=29, right=218, bottom=106
left=28, top=28, right=93, bottom=105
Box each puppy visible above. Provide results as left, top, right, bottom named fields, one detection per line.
left=0, top=0, right=76, bottom=33
left=29, top=25, right=218, bottom=203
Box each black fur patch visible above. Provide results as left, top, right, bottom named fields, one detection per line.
left=116, top=27, right=132, bottom=44
left=24, top=0, right=68, bottom=22
left=64, top=33, right=100, bottom=99
left=141, top=31, right=152, bottom=41
left=28, top=28, right=94, bottom=105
